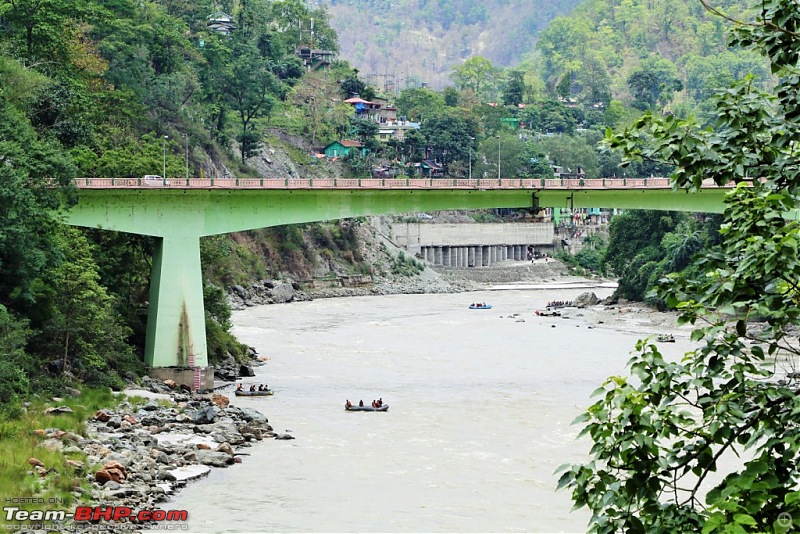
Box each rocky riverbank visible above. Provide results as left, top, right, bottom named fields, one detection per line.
left=227, top=259, right=584, bottom=311
left=37, top=380, right=291, bottom=532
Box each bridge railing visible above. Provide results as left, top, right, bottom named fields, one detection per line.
left=73, top=176, right=720, bottom=190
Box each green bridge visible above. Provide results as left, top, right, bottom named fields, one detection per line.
left=63, top=177, right=731, bottom=389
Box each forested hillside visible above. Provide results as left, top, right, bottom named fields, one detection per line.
left=525, top=0, right=770, bottom=117
left=319, top=0, right=582, bottom=90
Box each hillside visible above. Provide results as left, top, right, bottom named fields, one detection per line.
left=318, top=0, right=583, bottom=90
left=531, top=0, right=771, bottom=115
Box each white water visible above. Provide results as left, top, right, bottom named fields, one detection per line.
left=168, top=287, right=690, bottom=533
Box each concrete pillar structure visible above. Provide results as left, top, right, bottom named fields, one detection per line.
left=435, top=246, right=442, bottom=266
left=468, top=247, right=475, bottom=268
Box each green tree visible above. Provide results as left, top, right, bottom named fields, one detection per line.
left=37, top=227, right=138, bottom=387
left=627, top=56, right=683, bottom=110
left=420, top=113, right=478, bottom=170
left=450, top=56, right=496, bottom=98
left=502, top=69, right=526, bottom=106
left=0, top=97, right=74, bottom=307
left=604, top=210, right=683, bottom=300
left=395, top=87, right=446, bottom=122
left=559, top=2, right=800, bottom=531
left=539, top=133, right=600, bottom=177
left=226, top=42, right=281, bottom=164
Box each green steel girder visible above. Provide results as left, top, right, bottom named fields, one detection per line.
left=61, top=186, right=731, bottom=368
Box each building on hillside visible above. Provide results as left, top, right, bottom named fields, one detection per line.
left=323, top=140, right=367, bottom=158
left=207, top=12, right=235, bottom=35
left=344, top=97, right=382, bottom=116
left=415, top=160, right=445, bottom=177
left=296, top=47, right=334, bottom=71
left=376, top=120, right=421, bottom=143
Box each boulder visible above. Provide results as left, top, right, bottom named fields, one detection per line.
left=194, top=450, right=234, bottom=468
left=94, top=410, right=111, bottom=422
left=193, top=406, right=219, bottom=425
left=95, top=461, right=128, bottom=484
left=270, top=282, right=296, bottom=303
left=573, top=291, right=600, bottom=308
left=211, top=394, right=229, bottom=408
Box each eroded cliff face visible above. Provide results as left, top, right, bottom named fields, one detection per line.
left=198, top=129, right=347, bottom=180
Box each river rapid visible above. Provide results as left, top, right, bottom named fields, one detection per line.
left=168, top=286, right=690, bottom=533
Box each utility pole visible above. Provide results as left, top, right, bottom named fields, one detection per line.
left=163, top=135, right=169, bottom=180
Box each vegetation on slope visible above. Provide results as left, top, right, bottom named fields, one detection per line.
left=319, top=0, right=583, bottom=90
left=559, top=1, right=800, bottom=530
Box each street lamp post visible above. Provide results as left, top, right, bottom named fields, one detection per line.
left=496, top=135, right=501, bottom=180
left=162, top=135, right=169, bottom=181
left=184, top=134, right=189, bottom=182
left=468, top=136, right=474, bottom=180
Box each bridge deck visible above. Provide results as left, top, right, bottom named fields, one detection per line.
left=74, top=177, right=710, bottom=190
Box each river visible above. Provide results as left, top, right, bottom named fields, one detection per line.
left=167, top=286, right=690, bottom=533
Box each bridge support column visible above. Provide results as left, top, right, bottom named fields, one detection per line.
left=435, top=247, right=442, bottom=266
left=482, top=246, right=489, bottom=266
left=443, top=246, right=451, bottom=267
left=468, top=247, right=475, bottom=268
left=145, top=235, right=210, bottom=385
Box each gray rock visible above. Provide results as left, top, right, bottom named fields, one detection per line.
left=271, top=282, right=296, bottom=303
left=232, top=285, right=247, bottom=298
left=194, top=450, right=234, bottom=468
left=193, top=406, right=219, bottom=425
left=574, top=291, right=600, bottom=308
left=238, top=407, right=269, bottom=424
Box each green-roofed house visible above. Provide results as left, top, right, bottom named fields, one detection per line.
left=323, top=140, right=367, bottom=158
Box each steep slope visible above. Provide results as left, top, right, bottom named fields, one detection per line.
left=319, top=0, right=583, bottom=90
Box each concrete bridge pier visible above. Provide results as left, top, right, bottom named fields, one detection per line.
left=144, top=235, right=213, bottom=390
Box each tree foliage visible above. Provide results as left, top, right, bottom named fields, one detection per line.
left=559, top=2, right=800, bottom=531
